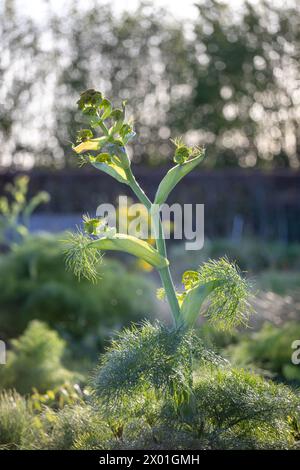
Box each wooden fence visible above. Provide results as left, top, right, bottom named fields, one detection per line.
left=1, top=168, right=300, bottom=242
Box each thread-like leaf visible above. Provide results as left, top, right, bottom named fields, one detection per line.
left=180, top=258, right=252, bottom=329
left=63, top=232, right=102, bottom=282
left=197, top=258, right=252, bottom=329
left=92, top=321, right=225, bottom=415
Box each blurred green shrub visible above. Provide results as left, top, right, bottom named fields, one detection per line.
left=170, top=239, right=300, bottom=278
left=0, top=320, right=77, bottom=394
left=0, top=175, right=49, bottom=249
left=32, top=404, right=110, bottom=451
left=228, top=322, right=300, bottom=383
left=0, top=233, right=156, bottom=345
left=256, top=270, right=300, bottom=295
left=0, top=386, right=92, bottom=450
left=197, top=322, right=239, bottom=351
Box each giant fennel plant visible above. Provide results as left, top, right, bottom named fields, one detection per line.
left=65, top=89, right=251, bottom=331
left=64, top=91, right=300, bottom=449
left=64, top=89, right=252, bottom=399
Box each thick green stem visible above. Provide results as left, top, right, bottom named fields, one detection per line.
left=125, top=167, right=181, bottom=327
left=157, top=264, right=181, bottom=327
left=155, top=213, right=181, bottom=327
left=125, top=169, right=152, bottom=210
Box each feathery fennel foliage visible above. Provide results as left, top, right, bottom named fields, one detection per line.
left=192, top=368, right=300, bottom=449
left=1, top=365, right=299, bottom=450
left=196, top=257, right=252, bottom=328
left=0, top=175, right=50, bottom=248
left=158, top=257, right=252, bottom=329
left=0, top=321, right=76, bottom=394
left=92, top=321, right=227, bottom=417
left=88, top=362, right=300, bottom=450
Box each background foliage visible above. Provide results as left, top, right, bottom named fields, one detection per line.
left=0, top=233, right=156, bottom=348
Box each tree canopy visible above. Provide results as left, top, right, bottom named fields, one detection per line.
left=1, top=0, right=300, bottom=169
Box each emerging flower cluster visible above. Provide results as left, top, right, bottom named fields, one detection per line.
left=64, top=231, right=102, bottom=283
left=74, top=89, right=203, bottom=172
left=171, top=137, right=203, bottom=165
left=73, top=89, right=135, bottom=171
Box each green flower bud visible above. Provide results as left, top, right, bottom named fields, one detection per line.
left=156, top=287, right=166, bottom=301
left=119, top=123, right=135, bottom=144
left=90, top=93, right=103, bottom=107
left=171, top=137, right=192, bottom=165
left=77, top=89, right=103, bottom=115
left=174, top=146, right=190, bottom=164
left=119, top=123, right=131, bottom=137
left=182, top=270, right=200, bottom=291
left=110, top=108, right=123, bottom=121
left=112, top=139, right=124, bottom=147
left=82, top=214, right=101, bottom=235
left=76, top=129, right=93, bottom=143
left=99, top=99, right=112, bottom=120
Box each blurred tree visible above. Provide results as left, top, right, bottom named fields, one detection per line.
left=169, top=0, right=300, bottom=168
left=0, top=0, right=300, bottom=169
left=0, top=0, right=58, bottom=167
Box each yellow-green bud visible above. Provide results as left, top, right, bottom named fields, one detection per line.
left=174, top=146, right=190, bottom=164
left=77, top=89, right=103, bottom=115
left=76, top=129, right=93, bottom=143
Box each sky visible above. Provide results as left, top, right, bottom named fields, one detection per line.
left=8, top=0, right=296, bottom=26
left=14, top=0, right=254, bottom=22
